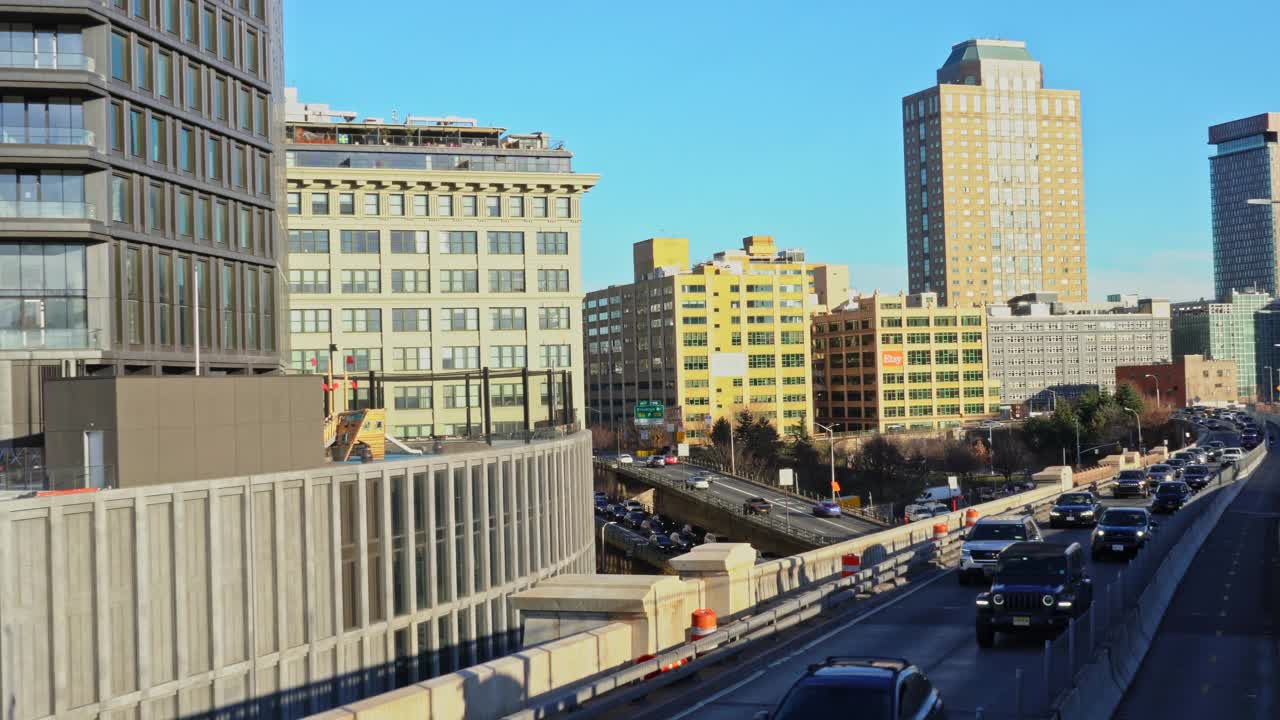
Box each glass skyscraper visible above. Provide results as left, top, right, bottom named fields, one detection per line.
left=1209, top=113, right=1280, bottom=300
left=1171, top=289, right=1271, bottom=400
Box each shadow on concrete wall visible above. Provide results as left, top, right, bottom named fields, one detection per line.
left=182, top=629, right=524, bottom=719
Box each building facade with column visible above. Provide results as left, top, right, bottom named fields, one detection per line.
left=811, top=291, right=1001, bottom=432
left=903, top=39, right=1087, bottom=307
left=0, top=0, right=286, bottom=449
left=583, top=236, right=848, bottom=444
left=1208, top=112, right=1280, bottom=299
left=985, top=292, right=1171, bottom=408
left=1171, top=289, right=1270, bottom=400
left=283, top=91, right=598, bottom=439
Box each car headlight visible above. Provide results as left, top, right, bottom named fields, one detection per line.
left=992, top=594, right=1005, bottom=606
left=1050, top=510, right=1062, bottom=515
left=1096, top=529, right=1105, bottom=537
left=1081, top=510, right=1094, bottom=517
left=1057, top=600, right=1074, bottom=609
left=975, top=597, right=990, bottom=607
left=1135, top=530, right=1145, bottom=537
left=1042, top=594, right=1056, bottom=607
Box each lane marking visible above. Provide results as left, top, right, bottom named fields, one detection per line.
left=667, top=568, right=954, bottom=719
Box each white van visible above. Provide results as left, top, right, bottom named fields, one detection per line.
left=913, top=486, right=961, bottom=505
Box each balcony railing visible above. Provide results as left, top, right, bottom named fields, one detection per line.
left=0, top=52, right=95, bottom=73
left=0, top=328, right=92, bottom=350
left=0, top=200, right=96, bottom=219
left=0, top=127, right=94, bottom=145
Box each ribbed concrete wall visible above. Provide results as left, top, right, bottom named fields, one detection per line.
left=0, top=431, right=593, bottom=719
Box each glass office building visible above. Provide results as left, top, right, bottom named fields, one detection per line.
left=1171, top=290, right=1271, bottom=400
left=1209, top=113, right=1280, bottom=300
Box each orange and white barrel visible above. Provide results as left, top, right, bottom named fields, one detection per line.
left=965, top=508, right=981, bottom=527
left=691, top=608, right=717, bottom=641
left=841, top=553, right=861, bottom=577
left=933, top=522, right=949, bottom=542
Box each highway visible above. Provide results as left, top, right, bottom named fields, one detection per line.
left=1114, top=428, right=1278, bottom=719
left=648, top=461, right=889, bottom=538
left=626, top=430, right=1247, bottom=720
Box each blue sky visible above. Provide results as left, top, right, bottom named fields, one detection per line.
left=283, top=0, right=1277, bottom=302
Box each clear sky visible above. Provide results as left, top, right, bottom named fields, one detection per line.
left=283, top=0, right=1278, bottom=302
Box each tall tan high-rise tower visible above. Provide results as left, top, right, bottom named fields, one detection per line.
left=903, top=39, right=1087, bottom=306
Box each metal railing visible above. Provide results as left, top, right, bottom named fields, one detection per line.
left=0, top=200, right=96, bottom=219
left=0, top=52, right=95, bottom=72
left=0, top=464, right=116, bottom=492
left=598, top=459, right=839, bottom=546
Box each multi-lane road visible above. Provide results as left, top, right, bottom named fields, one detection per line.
left=1115, top=426, right=1279, bottom=720
left=626, top=429, right=1253, bottom=720
left=647, top=461, right=889, bottom=538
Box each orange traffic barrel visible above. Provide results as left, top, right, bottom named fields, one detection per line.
left=965, top=508, right=980, bottom=527
left=842, top=553, right=861, bottom=577
left=932, top=522, right=948, bottom=541
left=691, top=608, right=717, bottom=640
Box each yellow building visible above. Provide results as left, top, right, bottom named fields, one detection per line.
left=811, top=292, right=1001, bottom=432
left=283, top=91, right=598, bottom=438
left=584, top=236, right=848, bottom=444
left=903, top=39, right=1087, bottom=306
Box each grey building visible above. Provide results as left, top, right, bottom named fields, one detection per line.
left=986, top=292, right=1171, bottom=407
left=1172, top=289, right=1271, bottom=399
left=1209, top=113, right=1280, bottom=299
left=0, top=0, right=286, bottom=450
left=0, top=431, right=595, bottom=719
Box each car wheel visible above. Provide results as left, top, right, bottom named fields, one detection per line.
left=976, top=624, right=995, bottom=648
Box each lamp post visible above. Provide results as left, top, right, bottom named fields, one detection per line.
left=1124, top=407, right=1142, bottom=450
left=813, top=421, right=838, bottom=502
left=1143, top=373, right=1161, bottom=408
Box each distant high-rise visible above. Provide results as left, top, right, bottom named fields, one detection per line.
left=903, top=39, right=1087, bottom=306
left=1208, top=113, right=1280, bottom=299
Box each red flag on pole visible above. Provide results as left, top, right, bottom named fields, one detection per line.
left=831, top=480, right=841, bottom=493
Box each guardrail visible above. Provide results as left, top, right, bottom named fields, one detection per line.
left=682, top=455, right=895, bottom=526
left=598, top=459, right=839, bottom=546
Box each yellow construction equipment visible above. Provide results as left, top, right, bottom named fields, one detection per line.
left=330, top=408, right=388, bottom=462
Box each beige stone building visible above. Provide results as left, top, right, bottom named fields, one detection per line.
left=584, top=236, right=848, bottom=444
left=903, top=39, right=1087, bottom=306
left=1116, top=355, right=1238, bottom=408
left=284, top=91, right=598, bottom=437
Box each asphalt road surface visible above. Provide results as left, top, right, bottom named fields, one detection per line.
left=624, top=430, right=1245, bottom=720
left=649, top=461, right=888, bottom=538
left=1115, top=430, right=1278, bottom=720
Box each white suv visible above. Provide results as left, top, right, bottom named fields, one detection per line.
left=959, top=515, right=1043, bottom=585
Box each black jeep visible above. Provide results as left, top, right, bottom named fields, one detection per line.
left=975, top=542, right=1092, bottom=648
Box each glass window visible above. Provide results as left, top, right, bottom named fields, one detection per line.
left=195, top=195, right=208, bottom=240
left=213, top=75, right=227, bottom=120
left=288, top=229, right=329, bottom=254
left=111, top=32, right=129, bottom=82
left=243, top=29, right=258, bottom=74
left=440, top=270, right=477, bottom=293
left=201, top=6, right=215, bottom=50
left=538, top=307, right=570, bottom=329
left=437, top=195, right=452, bottom=216
left=290, top=309, right=331, bottom=334
left=286, top=192, right=300, bottom=215
left=253, top=94, right=266, bottom=135
left=338, top=192, right=354, bottom=215
left=341, top=308, right=381, bottom=333
left=220, top=16, right=233, bottom=60
left=413, top=194, right=428, bottom=216
left=537, top=269, right=569, bottom=292
left=389, top=230, right=428, bottom=254
left=205, top=136, right=221, bottom=179
left=536, top=232, right=568, bottom=255
left=390, top=270, right=429, bottom=293
left=532, top=197, right=547, bottom=218
left=134, top=41, right=152, bottom=91
left=109, top=102, right=123, bottom=151
left=489, top=345, right=526, bottom=368
left=310, top=192, right=329, bottom=215
left=439, top=231, right=476, bottom=255
left=441, top=308, right=478, bottom=330
left=539, top=345, right=571, bottom=368
left=184, top=63, right=201, bottom=111
left=149, top=116, right=165, bottom=162
left=487, top=231, right=523, bottom=255
left=157, top=51, right=172, bottom=98
left=184, top=0, right=199, bottom=44
left=508, top=196, right=524, bottom=217
left=487, top=270, right=525, bottom=293
left=110, top=175, right=130, bottom=223
left=489, top=308, right=526, bottom=330
left=363, top=193, right=379, bottom=215
left=147, top=184, right=164, bottom=231
left=128, top=109, right=144, bottom=158
left=485, top=196, right=500, bottom=217
left=387, top=194, right=404, bottom=216
left=555, top=197, right=571, bottom=218
left=461, top=195, right=477, bottom=217
left=391, top=308, right=430, bottom=332
left=162, top=0, right=180, bottom=33
left=176, top=191, right=192, bottom=236
left=339, top=229, right=380, bottom=254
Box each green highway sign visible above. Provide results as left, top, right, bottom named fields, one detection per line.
left=634, top=401, right=665, bottom=426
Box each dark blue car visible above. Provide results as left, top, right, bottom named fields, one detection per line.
left=756, top=657, right=946, bottom=719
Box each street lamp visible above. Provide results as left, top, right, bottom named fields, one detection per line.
left=813, top=421, right=838, bottom=502
left=1124, top=407, right=1142, bottom=450
left=1143, top=374, right=1161, bottom=408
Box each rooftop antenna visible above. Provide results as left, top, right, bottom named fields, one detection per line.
left=390, top=109, right=398, bottom=123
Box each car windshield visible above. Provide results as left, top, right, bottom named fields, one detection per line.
left=1185, top=466, right=1208, bottom=475
left=1149, top=465, right=1171, bottom=473
left=1117, top=471, right=1144, bottom=480
left=1058, top=494, right=1092, bottom=505
left=773, top=684, right=891, bottom=719
left=998, top=554, right=1068, bottom=579
left=968, top=524, right=1026, bottom=541
left=1156, top=484, right=1185, bottom=496
left=1101, top=511, right=1146, bottom=526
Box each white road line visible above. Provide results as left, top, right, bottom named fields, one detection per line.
left=668, top=568, right=955, bottom=719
